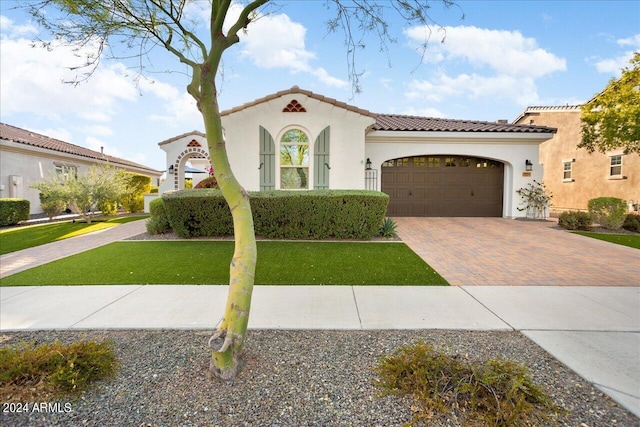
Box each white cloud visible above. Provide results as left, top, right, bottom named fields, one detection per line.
left=223, top=6, right=348, bottom=88
left=404, top=25, right=566, bottom=78
left=0, top=27, right=138, bottom=121
left=407, top=74, right=539, bottom=106
left=592, top=34, right=640, bottom=74
left=402, top=25, right=563, bottom=107
left=85, top=136, right=123, bottom=158
left=0, top=15, right=38, bottom=37
left=401, top=106, right=446, bottom=118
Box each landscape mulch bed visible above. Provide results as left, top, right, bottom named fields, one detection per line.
left=1, top=330, right=637, bottom=426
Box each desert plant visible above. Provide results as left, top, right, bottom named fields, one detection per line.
left=378, top=217, right=398, bottom=237
left=516, top=180, right=552, bottom=219
left=0, top=339, right=117, bottom=401
left=588, top=197, right=627, bottom=230
left=0, top=199, right=30, bottom=226
left=374, top=341, right=565, bottom=426
left=623, top=213, right=640, bottom=232
left=558, top=211, right=593, bottom=231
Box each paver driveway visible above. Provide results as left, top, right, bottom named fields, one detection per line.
left=395, top=217, right=640, bottom=286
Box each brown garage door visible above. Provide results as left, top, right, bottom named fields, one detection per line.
left=381, top=156, right=504, bottom=217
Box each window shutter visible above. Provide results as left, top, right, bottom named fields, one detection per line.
left=313, top=126, right=330, bottom=189
left=259, top=126, right=275, bottom=190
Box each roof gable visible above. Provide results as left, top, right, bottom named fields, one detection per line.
left=0, top=123, right=161, bottom=174
left=220, top=85, right=377, bottom=118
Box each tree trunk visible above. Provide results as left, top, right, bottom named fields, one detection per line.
left=199, top=65, right=257, bottom=380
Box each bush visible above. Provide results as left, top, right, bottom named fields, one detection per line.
left=0, top=339, right=117, bottom=401
left=0, top=199, right=30, bottom=226
left=121, top=173, right=151, bottom=213
left=374, top=341, right=565, bottom=426
left=587, top=197, right=627, bottom=230
left=558, top=211, right=593, bottom=231
left=160, top=189, right=389, bottom=239
left=97, top=200, right=118, bottom=216
left=623, top=213, right=640, bottom=232
left=194, top=176, right=219, bottom=189
left=146, top=198, right=171, bottom=235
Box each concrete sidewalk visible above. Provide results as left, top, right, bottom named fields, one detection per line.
left=1, top=284, right=639, bottom=417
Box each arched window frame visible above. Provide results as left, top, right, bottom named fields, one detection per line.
left=277, top=125, right=312, bottom=190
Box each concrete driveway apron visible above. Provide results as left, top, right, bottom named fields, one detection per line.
left=394, top=217, right=640, bottom=286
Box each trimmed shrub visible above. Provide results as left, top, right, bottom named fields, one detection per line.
left=194, top=176, right=219, bottom=189
left=146, top=198, right=171, bottom=235
left=623, top=213, right=640, bottom=233
left=558, top=211, right=593, bottom=231
left=0, top=199, right=30, bottom=226
left=161, top=189, right=389, bottom=240
left=587, top=197, right=627, bottom=230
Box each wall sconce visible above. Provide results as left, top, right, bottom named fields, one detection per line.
left=525, top=160, right=533, bottom=172
left=168, top=165, right=174, bottom=175
left=365, top=158, right=372, bottom=170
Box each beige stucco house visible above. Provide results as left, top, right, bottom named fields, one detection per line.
left=0, top=123, right=163, bottom=216
left=156, top=86, right=558, bottom=218
left=514, top=106, right=639, bottom=214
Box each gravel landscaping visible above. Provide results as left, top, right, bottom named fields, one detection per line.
left=1, top=329, right=637, bottom=426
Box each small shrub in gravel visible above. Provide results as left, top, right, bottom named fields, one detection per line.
left=558, top=211, right=593, bottom=231
left=374, top=341, right=566, bottom=426
left=0, top=340, right=117, bottom=401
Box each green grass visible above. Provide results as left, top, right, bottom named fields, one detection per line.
left=0, top=216, right=148, bottom=255
left=573, top=232, right=640, bottom=249
left=0, top=241, right=448, bottom=286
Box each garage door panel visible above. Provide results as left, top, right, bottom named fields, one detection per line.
left=382, top=155, right=503, bottom=217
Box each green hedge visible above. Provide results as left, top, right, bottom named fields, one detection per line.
left=0, top=198, right=30, bottom=226
left=146, top=197, right=171, bottom=235
left=161, top=189, right=389, bottom=240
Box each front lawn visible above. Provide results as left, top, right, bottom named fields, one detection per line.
left=0, top=241, right=448, bottom=286
left=0, top=216, right=148, bottom=255
left=573, top=232, right=640, bottom=249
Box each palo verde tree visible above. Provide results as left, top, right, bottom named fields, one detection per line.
left=580, top=51, right=640, bottom=154
left=26, top=0, right=455, bottom=379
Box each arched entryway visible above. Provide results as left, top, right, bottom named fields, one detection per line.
left=381, top=155, right=504, bottom=216
left=172, top=146, right=211, bottom=190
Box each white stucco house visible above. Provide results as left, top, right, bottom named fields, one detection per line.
left=156, top=86, right=557, bottom=218
left=0, top=123, right=163, bottom=216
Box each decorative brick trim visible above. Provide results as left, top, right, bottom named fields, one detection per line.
left=283, top=99, right=307, bottom=113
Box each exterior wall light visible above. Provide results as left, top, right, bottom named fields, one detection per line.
left=525, top=159, right=533, bottom=172
left=168, top=165, right=174, bottom=175
left=365, top=158, right=372, bottom=170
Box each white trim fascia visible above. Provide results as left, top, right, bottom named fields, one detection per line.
left=365, top=130, right=554, bottom=145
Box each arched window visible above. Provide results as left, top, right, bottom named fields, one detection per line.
left=280, top=129, right=309, bottom=189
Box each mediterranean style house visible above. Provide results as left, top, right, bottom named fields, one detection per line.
left=0, top=123, right=163, bottom=215
left=157, top=86, right=557, bottom=218
left=514, top=106, right=639, bottom=214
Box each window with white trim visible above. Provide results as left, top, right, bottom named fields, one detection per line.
left=55, top=164, right=77, bottom=179
left=280, top=129, right=309, bottom=189
left=609, top=155, right=622, bottom=177
left=563, top=162, right=573, bottom=181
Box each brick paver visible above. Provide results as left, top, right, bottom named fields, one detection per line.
left=0, top=220, right=147, bottom=279
left=395, top=217, right=640, bottom=286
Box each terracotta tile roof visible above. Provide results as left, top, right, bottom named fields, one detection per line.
left=220, top=86, right=377, bottom=118
left=157, top=130, right=206, bottom=146
left=0, top=123, right=162, bottom=174
left=373, top=114, right=557, bottom=133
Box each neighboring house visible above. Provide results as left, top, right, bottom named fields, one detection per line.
left=513, top=106, right=639, bottom=214
left=157, top=86, right=557, bottom=218
left=0, top=123, right=163, bottom=215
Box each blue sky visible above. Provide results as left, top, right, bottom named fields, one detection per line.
left=1, top=1, right=638, bottom=171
